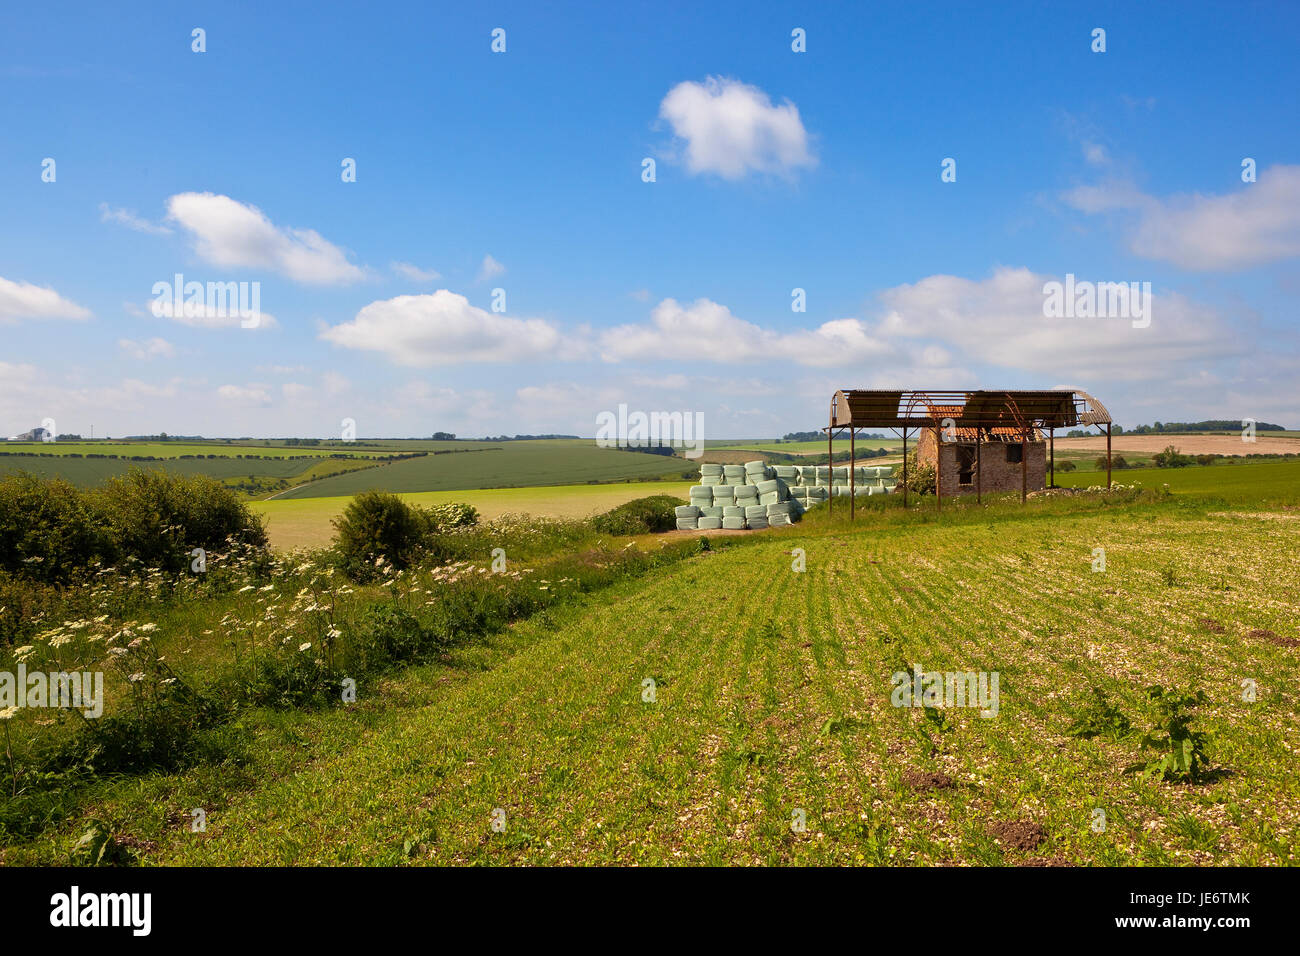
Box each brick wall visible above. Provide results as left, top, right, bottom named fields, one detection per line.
left=917, top=430, right=1046, bottom=496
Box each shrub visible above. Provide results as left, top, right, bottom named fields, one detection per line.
left=90, top=470, right=267, bottom=573
left=1153, top=445, right=1193, bottom=468
left=0, top=474, right=109, bottom=584
left=901, top=453, right=935, bottom=495
left=591, top=495, right=686, bottom=536
left=1056, top=460, right=1076, bottom=473
left=332, top=491, right=427, bottom=580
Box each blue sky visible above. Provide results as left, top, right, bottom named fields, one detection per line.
left=2, top=0, right=1298, bottom=439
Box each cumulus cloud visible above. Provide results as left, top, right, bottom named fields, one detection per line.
left=659, top=77, right=815, bottom=179
left=0, top=276, right=91, bottom=323
left=99, top=202, right=172, bottom=235
left=391, top=261, right=441, bottom=282
left=118, top=337, right=176, bottom=360
left=598, top=298, right=894, bottom=367
left=165, top=192, right=366, bottom=284
left=320, top=290, right=564, bottom=366
left=477, top=254, right=506, bottom=282
left=875, top=267, right=1237, bottom=380
left=1062, top=165, right=1300, bottom=270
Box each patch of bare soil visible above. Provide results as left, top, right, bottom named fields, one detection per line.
left=1199, top=618, right=1227, bottom=634
left=1251, top=628, right=1300, bottom=648
left=903, top=770, right=955, bottom=791
left=988, top=820, right=1048, bottom=852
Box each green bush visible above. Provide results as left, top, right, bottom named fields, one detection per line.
left=91, top=470, right=267, bottom=573
left=332, top=491, right=428, bottom=580
left=0, top=474, right=108, bottom=584
left=0, top=470, right=265, bottom=583
left=902, top=453, right=936, bottom=495
left=591, top=495, right=686, bottom=536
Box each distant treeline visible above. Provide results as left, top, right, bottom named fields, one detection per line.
left=477, top=434, right=580, bottom=441
left=1066, top=420, right=1287, bottom=437
left=782, top=430, right=887, bottom=442
left=0, top=450, right=425, bottom=462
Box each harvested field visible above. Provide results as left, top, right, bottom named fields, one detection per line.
left=1054, top=434, right=1300, bottom=457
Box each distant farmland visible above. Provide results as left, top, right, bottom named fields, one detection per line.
left=274, top=439, right=691, bottom=498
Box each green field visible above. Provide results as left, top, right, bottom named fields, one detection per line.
left=1056, top=458, right=1300, bottom=501
left=253, top=481, right=693, bottom=550
left=7, top=486, right=1297, bottom=866
left=0, top=441, right=389, bottom=459
left=273, top=440, right=691, bottom=499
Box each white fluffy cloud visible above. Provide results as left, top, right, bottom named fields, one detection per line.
left=165, top=192, right=366, bottom=284
left=598, top=297, right=894, bottom=367
left=875, top=267, right=1236, bottom=380
left=659, top=77, right=815, bottom=179
left=0, top=276, right=91, bottom=323
left=1062, top=165, right=1300, bottom=270
left=320, top=290, right=564, bottom=366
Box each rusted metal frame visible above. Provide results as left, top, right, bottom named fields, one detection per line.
left=1049, top=428, right=1055, bottom=488
left=976, top=429, right=982, bottom=503
left=935, top=424, right=942, bottom=513
left=849, top=426, right=856, bottom=521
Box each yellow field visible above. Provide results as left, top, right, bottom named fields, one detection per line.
left=251, top=481, right=694, bottom=550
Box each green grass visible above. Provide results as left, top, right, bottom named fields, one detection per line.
left=252, top=481, right=695, bottom=549
left=1056, top=458, right=1300, bottom=502
left=274, top=440, right=691, bottom=499
left=5, top=485, right=1297, bottom=866
left=0, top=441, right=388, bottom=459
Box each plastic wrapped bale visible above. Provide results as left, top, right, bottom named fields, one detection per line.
left=700, top=475, right=721, bottom=486
left=832, top=466, right=849, bottom=484
left=766, top=500, right=793, bottom=517
left=854, top=484, right=871, bottom=496
left=815, top=466, right=831, bottom=485
left=722, top=505, right=746, bottom=519
left=790, top=485, right=809, bottom=499
left=774, top=465, right=798, bottom=482
left=756, top=478, right=780, bottom=496
left=712, top=485, right=736, bottom=502
left=674, top=505, right=701, bottom=518
left=675, top=517, right=698, bottom=530
left=723, top=464, right=746, bottom=483
left=746, top=516, right=769, bottom=530
left=700, top=463, right=723, bottom=478
left=721, top=516, right=746, bottom=530
left=689, top=485, right=711, bottom=499
left=689, top=493, right=712, bottom=509
left=698, top=516, right=723, bottom=530
left=787, top=498, right=805, bottom=517
left=882, top=480, right=898, bottom=491
left=806, top=486, right=829, bottom=501
left=758, top=491, right=780, bottom=506
left=744, top=505, right=767, bottom=520
left=700, top=506, right=725, bottom=519
left=769, top=513, right=792, bottom=527
left=734, top=484, right=758, bottom=502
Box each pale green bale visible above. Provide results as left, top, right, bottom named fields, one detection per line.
left=774, top=465, right=797, bottom=481
left=700, top=463, right=723, bottom=477
left=759, top=491, right=780, bottom=506
left=744, top=505, right=767, bottom=519
left=723, top=464, right=746, bottom=482
left=766, top=501, right=792, bottom=516
left=769, top=513, right=792, bottom=527
left=675, top=517, right=698, bottom=530
left=733, top=484, right=758, bottom=500
left=722, top=506, right=746, bottom=518
left=674, top=505, right=701, bottom=518
left=700, top=506, right=724, bottom=519
left=698, top=516, right=723, bottom=530
left=722, top=516, right=746, bottom=530
left=755, top=479, right=780, bottom=495
left=746, top=516, right=769, bottom=530
left=700, top=475, right=721, bottom=486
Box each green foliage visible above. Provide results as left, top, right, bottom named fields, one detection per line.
left=1056, top=460, right=1077, bottom=472
left=1153, top=445, right=1194, bottom=468
left=70, top=819, right=137, bottom=866
left=1065, top=687, right=1132, bottom=739
left=0, top=470, right=266, bottom=584
left=1125, top=686, right=1213, bottom=783
left=903, top=452, right=936, bottom=495
left=590, top=494, right=685, bottom=536
left=332, top=491, right=429, bottom=581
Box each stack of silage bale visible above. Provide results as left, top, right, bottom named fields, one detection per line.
left=675, top=456, right=898, bottom=532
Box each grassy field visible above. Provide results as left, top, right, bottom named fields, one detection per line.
left=274, top=440, right=691, bottom=499
left=0, top=441, right=389, bottom=458
left=253, top=481, right=693, bottom=549
left=1056, top=458, right=1300, bottom=501
left=6, top=488, right=1295, bottom=866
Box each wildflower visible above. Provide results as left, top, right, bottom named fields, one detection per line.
left=128, top=673, right=145, bottom=682
left=0, top=706, right=19, bottom=720
left=298, top=642, right=312, bottom=652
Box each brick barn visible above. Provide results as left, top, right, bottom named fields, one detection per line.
left=823, top=389, right=1114, bottom=517
left=915, top=411, right=1046, bottom=497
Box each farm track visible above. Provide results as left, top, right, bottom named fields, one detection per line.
left=141, top=503, right=1299, bottom=866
